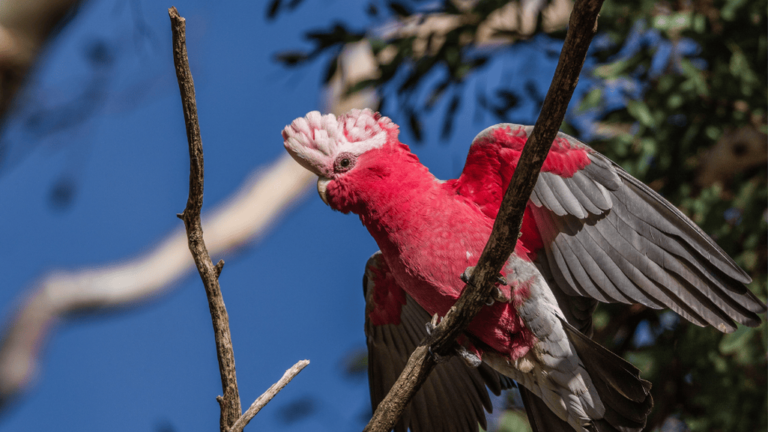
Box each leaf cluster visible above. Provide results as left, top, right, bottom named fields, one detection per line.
left=581, top=1, right=767, bottom=431
left=274, top=0, right=560, bottom=141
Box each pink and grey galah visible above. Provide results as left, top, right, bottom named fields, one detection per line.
left=282, top=108, right=766, bottom=432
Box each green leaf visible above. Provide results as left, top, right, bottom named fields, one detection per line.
left=720, top=326, right=754, bottom=354
left=627, top=100, right=655, bottom=127
left=579, top=87, right=603, bottom=112
left=667, top=93, right=684, bottom=109
left=593, top=60, right=629, bottom=80
left=497, top=411, right=532, bottom=432
left=693, top=13, right=706, bottom=33
left=652, top=12, right=692, bottom=34
left=722, top=0, right=748, bottom=21
left=679, top=59, right=709, bottom=96
left=626, top=352, right=655, bottom=376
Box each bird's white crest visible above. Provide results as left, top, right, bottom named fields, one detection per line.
left=282, top=108, right=394, bottom=177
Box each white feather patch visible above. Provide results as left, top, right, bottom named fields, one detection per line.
left=282, top=108, right=393, bottom=177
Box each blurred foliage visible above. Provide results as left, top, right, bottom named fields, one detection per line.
left=274, top=0, right=560, bottom=141
left=584, top=2, right=767, bottom=431
left=281, top=0, right=767, bottom=431
left=495, top=410, right=533, bottom=432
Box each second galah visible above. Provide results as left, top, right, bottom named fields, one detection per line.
left=282, top=109, right=766, bottom=432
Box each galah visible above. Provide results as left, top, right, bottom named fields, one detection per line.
left=282, top=109, right=766, bottom=432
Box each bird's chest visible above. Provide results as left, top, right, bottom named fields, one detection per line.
left=362, top=193, right=539, bottom=359
left=368, top=200, right=494, bottom=317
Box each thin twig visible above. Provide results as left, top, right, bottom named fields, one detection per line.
left=228, top=360, right=311, bottom=432
left=362, top=0, right=604, bottom=430
left=169, top=6, right=242, bottom=431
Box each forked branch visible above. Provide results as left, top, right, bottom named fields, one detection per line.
left=229, top=360, right=310, bottom=432
left=169, top=7, right=311, bottom=431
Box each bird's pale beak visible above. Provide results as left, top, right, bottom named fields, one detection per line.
left=317, top=177, right=331, bottom=206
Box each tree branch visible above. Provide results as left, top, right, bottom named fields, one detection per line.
left=169, top=6, right=241, bottom=430
left=362, top=0, right=604, bottom=430
left=228, top=360, right=310, bottom=432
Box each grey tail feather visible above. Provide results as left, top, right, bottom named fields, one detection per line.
left=519, top=386, right=574, bottom=432
left=520, top=321, right=653, bottom=432
left=562, top=319, right=654, bottom=432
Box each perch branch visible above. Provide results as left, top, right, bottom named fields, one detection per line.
left=228, top=360, right=311, bottom=432
left=362, top=0, right=604, bottom=430
left=169, top=6, right=241, bottom=430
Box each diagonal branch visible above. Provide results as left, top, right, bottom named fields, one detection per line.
left=229, top=359, right=310, bottom=432
left=169, top=6, right=241, bottom=431
left=362, top=0, right=604, bottom=430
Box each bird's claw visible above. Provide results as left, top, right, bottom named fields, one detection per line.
left=491, top=286, right=511, bottom=303
left=463, top=267, right=509, bottom=305
left=460, top=266, right=475, bottom=285
left=425, top=313, right=440, bottom=335
left=429, top=346, right=449, bottom=363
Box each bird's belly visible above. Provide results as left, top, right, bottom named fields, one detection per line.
left=382, top=247, right=535, bottom=361
left=367, top=196, right=537, bottom=360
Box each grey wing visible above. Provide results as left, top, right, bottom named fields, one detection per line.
left=363, top=252, right=513, bottom=432
left=530, top=131, right=766, bottom=333
left=484, top=256, right=653, bottom=432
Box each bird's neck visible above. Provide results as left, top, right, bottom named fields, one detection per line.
left=350, top=147, right=495, bottom=292
left=354, top=152, right=449, bottom=247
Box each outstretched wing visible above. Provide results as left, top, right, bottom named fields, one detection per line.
left=363, top=252, right=513, bottom=432
left=452, top=124, right=766, bottom=333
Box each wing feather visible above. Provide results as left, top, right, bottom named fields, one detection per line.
left=364, top=252, right=511, bottom=432
left=535, top=174, right=569, bottom=216
left=550, top=211, right=637, bottom=304
left=543, top=174, right=588, bottom=219
left=570, top=170, right=613, bottom=212
left=456, top=124, right=768, bottom=331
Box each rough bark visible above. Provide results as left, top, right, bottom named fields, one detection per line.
left=169, top=7, right=242, bottom=430
left=229, top=360, right=310, bottom=432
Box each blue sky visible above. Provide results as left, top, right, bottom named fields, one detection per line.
left=0, top=1, right=584, bottom=431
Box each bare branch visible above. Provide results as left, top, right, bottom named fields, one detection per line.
left=169, top=6, right=241, bottom=430
left=228, top=360, right=310, bottom=432
left=362, top=0, right=604, bottom=430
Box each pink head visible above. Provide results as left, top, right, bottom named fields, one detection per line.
left=282, top=109, right=400, bottom=207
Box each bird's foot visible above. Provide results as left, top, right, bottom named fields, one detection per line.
left=425, top=313, right=441, bottom=335
left=460, top=266, right=475, bottom=285
left=462, top=267, right=510, bottom=305
left=491, top=286, right=512, bottom=303
left=428, top=346, right=449, bottom=363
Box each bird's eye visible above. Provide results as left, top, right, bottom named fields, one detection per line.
left=334, top=152, right=356, bottom=173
